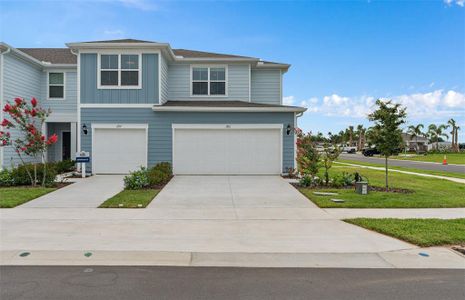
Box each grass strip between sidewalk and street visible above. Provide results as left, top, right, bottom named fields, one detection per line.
left=0, top=187, right=57, bottom=208
left=298, top=166, right=465, bottom=208
left=99, top=189, right=160, bottom=208
left=336, top=159, right=465, bottom=180
left=344, top=218, right=465, bottom=247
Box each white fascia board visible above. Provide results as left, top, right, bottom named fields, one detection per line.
left=81, top=104, right=155, bottom=108
left=91, top=123, right=148, bottom=130
left=172, top=124, right=283, bottom=130
left=43, top=64, right=77, bottom=69
left=153, top=106, right=306, bottom=113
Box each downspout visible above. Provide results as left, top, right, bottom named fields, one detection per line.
left=0, top=47, right=11, bottom=170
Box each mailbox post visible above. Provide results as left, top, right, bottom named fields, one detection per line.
left=75, top=151, right=90, bottom=178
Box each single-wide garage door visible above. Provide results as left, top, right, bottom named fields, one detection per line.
left=93, top=126, right=147, bottom=174
left=173, top=125, right=282, bottom=175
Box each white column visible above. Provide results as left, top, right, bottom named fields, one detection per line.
left=70, top=122, right=77, bottom=160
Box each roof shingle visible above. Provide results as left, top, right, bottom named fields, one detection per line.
left=17, top=48, right=76, bottom=64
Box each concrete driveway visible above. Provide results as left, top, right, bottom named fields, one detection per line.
left=19, top=175, right=125, bottom=208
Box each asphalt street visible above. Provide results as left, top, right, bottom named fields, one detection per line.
left=339, top=153, right=465, bottom=173
left=1, top=266, right=464, bottom=300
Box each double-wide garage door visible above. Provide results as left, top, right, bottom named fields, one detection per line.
left=173, top=125, right=282, bottom=175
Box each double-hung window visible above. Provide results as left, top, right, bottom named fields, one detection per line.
left=99, top=54, right=141, bottom=88
left=48, top=72, right=65, bottom=99
left=192, top=66, right=226, bottom=96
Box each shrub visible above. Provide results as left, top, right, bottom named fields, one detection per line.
left=0, top=169, right=15, bottom=187
left=152, top=162, right=172, bottom=175
left=10, top=163, right=57, bottom=186
left=54, top=160, right=76, bottom=174
left=331, top=172, right=354, bottom=188
left=123, top=167, right=150, bottom=190
left=299, top=175, right=322, bottom=187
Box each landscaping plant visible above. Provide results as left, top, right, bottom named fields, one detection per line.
left=295, top=128, right=320, bottom=177
left=368, top=99, right=407, bottom=191
left=0, top=97, right=58, bottom=187
left=321, top=142, right=341, bottom=185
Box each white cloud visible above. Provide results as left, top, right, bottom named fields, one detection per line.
left=282, top=96, right=295, bottom=105
left=118, top=0, right=158, bottom=11
left=444, top=0, right=464, bottom=6
left=289, top=89, right=465, bottom=120
left=103, top=29, right=125, bottom=38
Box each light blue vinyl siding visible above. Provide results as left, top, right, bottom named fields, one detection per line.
left=40, top=70, right=78, bottom=119
left=81, top=108, right=295, bottom=172
left=168, top=64, right=250, bottom=101
left=80, top=53, right=159, bottom=104
left=160, top=54, right=169, bottom=103
left=251, top=69, right=281, bottom=105
left=2, top=53, right=42, bottom=168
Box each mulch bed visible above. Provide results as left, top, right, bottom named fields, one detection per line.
left=452, top=246, right=465, bottom=256
left=290, top=182, right=414, bottom=194
left=0, top=181, right=73, bottom=190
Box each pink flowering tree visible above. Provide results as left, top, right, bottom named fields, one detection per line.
left=0, top=97, right=58, bottom=186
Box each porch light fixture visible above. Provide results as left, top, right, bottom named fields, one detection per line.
left=286, top=124, right=292, bottom=135
left=82, top=124, right=88, bottom=135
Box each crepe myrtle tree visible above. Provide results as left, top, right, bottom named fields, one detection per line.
left=0, top=97, right=58, bottom=186
left=368, top=99, right=407, bottom=191
left=295, top=128, right=320, bottom=177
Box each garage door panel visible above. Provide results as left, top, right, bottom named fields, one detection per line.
left=173, top=127, right=282, bottom=175
left=93, top=128, right=147, bottom=174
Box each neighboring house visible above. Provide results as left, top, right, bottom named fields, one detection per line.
left=0, top=39, right=306, bottom=175
left=427, top=141, right=452, bottom=151
left=401, top=133, right=428, bottom=153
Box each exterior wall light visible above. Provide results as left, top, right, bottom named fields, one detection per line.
left=286, top=124, right=292, bottom=135
left=82, top=124, right=88, bottom=135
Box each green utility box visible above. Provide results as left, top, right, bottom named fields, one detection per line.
left=355, top=181, right=368, bottom=195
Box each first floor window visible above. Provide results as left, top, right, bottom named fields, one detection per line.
left=99, top=54, right=140, bottom=87
left=48, top=72, right=64, bottom=99
left=192, top=66, right=226, bottom=96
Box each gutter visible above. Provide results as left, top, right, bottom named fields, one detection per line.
left=0, top=46, right=10, bottom=169
left=152, top=106, right=307, bottom=113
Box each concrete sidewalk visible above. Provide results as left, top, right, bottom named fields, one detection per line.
left=19, top=175, right=125, bottom=208
left=325, top=208, right=465, bottom=220
left=335, top=162, right=465, bottom=184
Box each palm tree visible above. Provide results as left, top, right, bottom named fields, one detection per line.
left=448, top=118, right=460, bottom=152
left=356, top=124, right=366, bottom=151
left=406, top=124, right=425, bottom=154
left=348, top=126, right=354, bottom=146
left=428, top=124, right=449, bottom=151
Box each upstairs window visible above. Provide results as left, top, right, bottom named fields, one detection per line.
left=48, top=72, right=65, bottom=99
left=99, top=54, right=141, bottom=88
left=192, top=66, right=226, bottom=96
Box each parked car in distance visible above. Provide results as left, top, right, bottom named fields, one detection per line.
left=362, top=147, right=380, bottom=156
left=341, top=145, right=357, bottom=154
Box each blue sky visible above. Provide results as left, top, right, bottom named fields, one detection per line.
left=1, top=0, right=464, bottom=139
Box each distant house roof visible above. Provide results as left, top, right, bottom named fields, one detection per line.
left=17, top=48, right=76, bottom=64
left=402, top=133, right=428, bottom=143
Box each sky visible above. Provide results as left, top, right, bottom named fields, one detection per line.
left=1, top=0, right=464, bottom=140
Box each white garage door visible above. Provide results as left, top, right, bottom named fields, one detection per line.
left=173, top=124, right=282, bottom=175
left=92, top=125, right=147, bottom=174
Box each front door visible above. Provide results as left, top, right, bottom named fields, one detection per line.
left=62, top=131, right=71, bottom=160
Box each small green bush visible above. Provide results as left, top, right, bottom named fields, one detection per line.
left=0, top=169, right=15, bottom=187
left=124, top=167, right=150, bottom=190
left=152, top=162, right=172, bottom=175
left=9, top=163, right=57, bottom=186
left=148, top=168, right=170, bottom=186
left=54, top=160, right=76, bottom=174
left=331, top=172, right=354, bottom=188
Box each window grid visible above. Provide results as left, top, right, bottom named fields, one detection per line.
left=192, top=66, right=226, bottom=96
left=99, top=54, right=141, bottom=88
left=48, top=72, right=65, bottom=99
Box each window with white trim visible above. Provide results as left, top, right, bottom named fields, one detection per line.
left=48, top=72, right=65, bottom=99
left=99, top=54, right=140, bottom=88
left=192, top=66, right=226, bottom=96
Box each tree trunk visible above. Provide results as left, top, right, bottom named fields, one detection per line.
left=41, top=153, right=47, bottom=187
left=385, top=156, right=389, bottom=191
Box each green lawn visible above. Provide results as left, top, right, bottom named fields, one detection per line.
left=337, top=159, right=465, bottom=180
left=345, top=218, right=465, bottom=247
left=99, top=189, right=160, bottom=208
left=298, top=166, right=465, bottom=208
left=385, top=153, right=465, bottom=165
left=0, top=187, right=57, bottom=208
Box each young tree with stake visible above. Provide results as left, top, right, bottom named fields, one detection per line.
left=368, top=99, right=407, bottom=191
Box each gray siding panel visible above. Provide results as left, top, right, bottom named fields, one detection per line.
left=2, top=54, right=42, bottom=168
left=168, top=64, right=249, bottom=101
left=80, top=53, right=159, bottom=104
left=81, top=108, right=294, bottom=172
left=251, top=69, right=281, bottom=105
left=160, top=54, right=169, bottom=103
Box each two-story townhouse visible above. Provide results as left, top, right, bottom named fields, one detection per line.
left=1, top=39, right=306, bottom=175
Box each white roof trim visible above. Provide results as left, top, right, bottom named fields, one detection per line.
left=152, top=105, right=306, bottom=113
